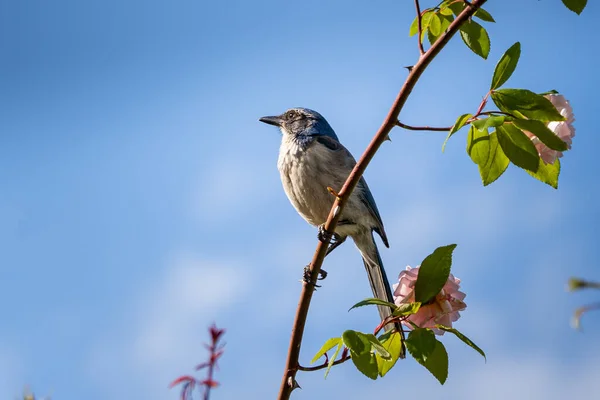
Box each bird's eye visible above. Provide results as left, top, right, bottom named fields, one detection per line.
left=286, top=111, right=297, bottom=120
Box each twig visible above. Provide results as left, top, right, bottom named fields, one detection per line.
left=396, top=121, right=451, bottom=131
left=297, top=354, right=352, bottom=372
left=277, top=1, right=488, bottom=399
left=415, top=0, right=425, bottom=55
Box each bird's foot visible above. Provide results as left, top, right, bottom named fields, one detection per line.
left=317, top=224, right=333, bottom=244
left=302, top=265, right=328, bottom=288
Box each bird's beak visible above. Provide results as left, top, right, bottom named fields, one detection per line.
left=259, top=115, right=283, bottom=127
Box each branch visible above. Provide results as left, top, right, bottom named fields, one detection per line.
left=277, top=1, right=488, bottom=399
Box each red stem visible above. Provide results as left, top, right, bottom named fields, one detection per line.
left=415, top=0, right=425, bottom=55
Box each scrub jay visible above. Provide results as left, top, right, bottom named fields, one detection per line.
left=259, top=108, right=398, bottom=331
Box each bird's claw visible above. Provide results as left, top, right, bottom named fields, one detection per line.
left=317, top=224, right=333, bottom=244
left=302, top=265, right=328, bottom=288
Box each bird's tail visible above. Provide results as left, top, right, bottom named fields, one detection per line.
left=353, top=231, right=403, bottom=337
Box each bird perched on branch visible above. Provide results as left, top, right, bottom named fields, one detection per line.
left=259, top=107, right=398, bottom=331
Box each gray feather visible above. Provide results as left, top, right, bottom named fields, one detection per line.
left=352, top=231, right=399, bottom=332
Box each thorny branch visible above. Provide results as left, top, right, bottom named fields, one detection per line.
left=277, top=1, right=488, bottom=399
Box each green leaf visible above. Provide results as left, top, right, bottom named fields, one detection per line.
left=496, top=124, right=540, bottom=172
left=474, top=8, right=495, bottom=22
left=325, top=341, right=343, bottom=378
left=405, top=328, right=436, bottom=361
left=480, top=131, right=510, bottom=186
left=443, top=113, right=472, bottom=152
left=561, top=0, right=587, bottom=14
left=466, top=125, right=490, bottom=165
left=349, top=297, right=397, bottom=312
left=424, top=340, right=449, bottom=384
left=414, top=244, right=456, bottom=304
left=429, top=13, right=442, bottom=36
left=419, top=10, right=434, bottom=43
left=526, top=158, right=560, bottom=189
left=375, top=331, right=403, bottom=377
left=364, top=334, right=391, bottom=360
left=436, top=325, right=486, bottom=360
left=342, top=330, right=378, bottom=380
left=471, top=115, right=506, bottom=131
left=491, top=89, right=565, bottom=121
left=427, top=27, right=438, bottom=47
left=439, top=12, right=453, bottom=29
left=467, top=127, right=510, bottom=185
left=446, top=1, right=465, bottom=16
left=512, top=119, right=568, bottom=151
left=311, top=337, right=342, bottom=364
left=392, top=302, right=421, bottom=317
left=459, top=20, right=490, bottom=59
left=409, top=16, right=419, bottom=36
left=491, top=42, right=520, bottom=90
left=439, top=4, right=454, bottom=16
left=406, top=329, right=449, bottom=384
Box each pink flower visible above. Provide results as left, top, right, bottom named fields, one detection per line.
left=523, top=94, right=576, bottom=165
left=392, top=266, right=466, bottom=335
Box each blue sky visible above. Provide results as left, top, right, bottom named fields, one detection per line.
left=1, top=0, right=599, bottom=398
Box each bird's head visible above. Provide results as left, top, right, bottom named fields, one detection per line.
left=259, top=108, right=339, bottom=141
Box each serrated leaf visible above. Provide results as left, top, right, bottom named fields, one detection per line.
left=429, top=13, right=442, bottom=36
left=342, top=330, right=378, bottom=380
left=459, top=20, right=490, bottom=59
left=467, top=127, right=509, bottom=185
left=392, top=302, right=421, bottom=317
left=491, top=42, right=520, bottom=90
left=491, top=89, right=565, bottom=121
left=479, top=131, right=510, bottom=185
left=375, top=331, right=403, bottom=377
left=526, top=158, right=560, bottom=189
left=311, top=337, right=342, bottom=364
left=512, top=119, right=568, bottom=151
left=349, top=298, right=397, bottom=312
left=474, top=8, right=495, bottom=22
left=324, top=341, right=343, bottom=378
left=466, top=125, right=490, bottom=165
left=424, top=340, right=449, bottom=384
left=496, top=124, right=540, bottom=172
left=443, top=113, right=472, bottom=152
left=438, top=12, right=453, bottom=34
left=419, top=10, right=434, bottom=43
left=439, top=4, right=454, bottom=16
left=406, top=329, right=448, bottom=383
left=405, top=328, right=436, bottom=361
left=414, top=244, right=456, bottom=304
left=436, top=325, right=486, bottom=360
left=365, top=334, right=391, bottom=360
left=427, top=28, right=438, bottom=46
left=471, top=115, right=505, bottom=131
left=562, top=0, right=587, bottom=14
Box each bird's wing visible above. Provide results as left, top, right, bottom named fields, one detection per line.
left=357, top=177, right=388, bottom=247
left=314, top=135, right=389, bottom=247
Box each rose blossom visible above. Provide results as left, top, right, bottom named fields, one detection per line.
left=392, top=266, right=466, bottom=335
left=523, top=94, right=576, bottom=165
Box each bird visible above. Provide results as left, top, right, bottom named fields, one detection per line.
left=259, top=107, right=399, bottom=333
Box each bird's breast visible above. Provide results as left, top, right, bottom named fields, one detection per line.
left=277, top=138, right=340, bottom=227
